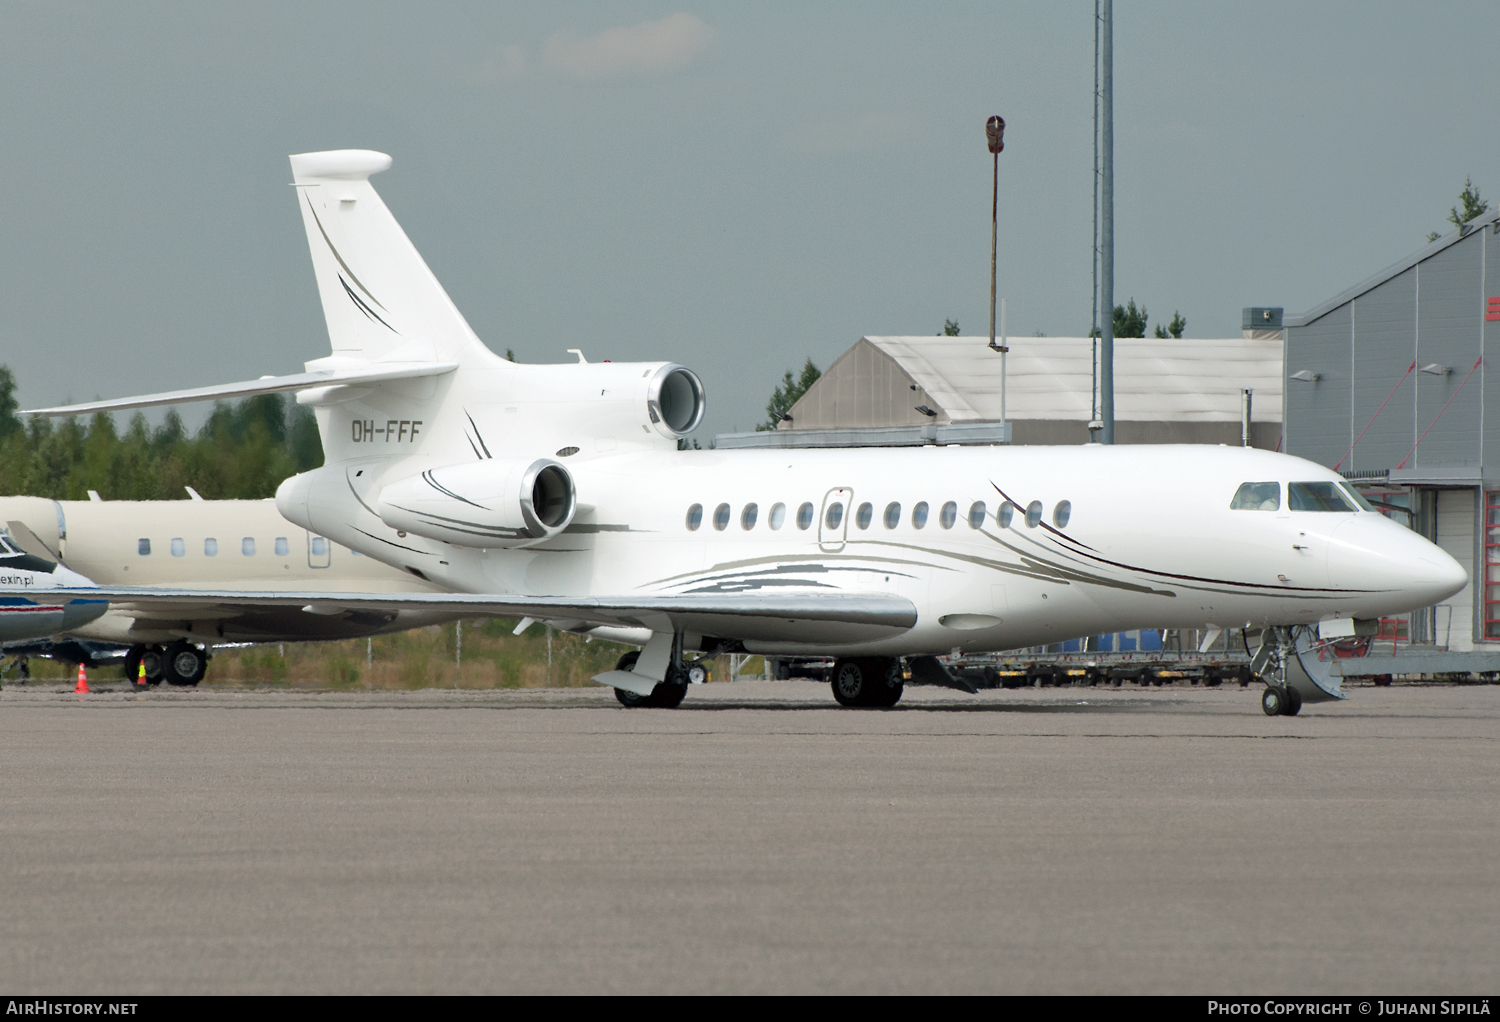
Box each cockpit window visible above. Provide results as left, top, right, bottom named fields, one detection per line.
left=1288, top=481, right=1356, bottom=512
left=1339, top=482, right=1377, bottom=512
left=1230, top=482, right=1280, bottom=510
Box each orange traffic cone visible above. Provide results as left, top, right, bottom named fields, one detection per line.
left=74, top=664, right=89, bottom=694
left=136, top=661, right=147, bottom=687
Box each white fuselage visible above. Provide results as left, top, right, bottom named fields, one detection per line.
left=284, top=439, right=1467, bottom=656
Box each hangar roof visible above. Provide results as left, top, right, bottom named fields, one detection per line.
left=1287, top=207, right=1500, bottom=328
left=833, top=335, right=1283, bottom=424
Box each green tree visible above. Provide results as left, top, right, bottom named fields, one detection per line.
left=1113, top=299, right=1148, bottom=339
left=1154, top=311, right=1186, bottom=339
left=1428, top=177, right=1489, bottom=242
left=758, top=358, right=822, bottom=431
left=941, top=319, right=960, bottom=336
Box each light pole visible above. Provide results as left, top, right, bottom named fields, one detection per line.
left=1099, top=0, right=1114, bottom=444
left=986, top=115, right=1007, bottom=422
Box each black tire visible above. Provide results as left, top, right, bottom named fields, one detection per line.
left=128, top=645, right=164, bottom=686
left=1282, top=685, right=1303, bottom=716
left=831, top=658, right=869, bottom=706
left=161, top=642, right=207, bottom=686
left=611, top=650, right=688, bottom=708
left=870, top=658, right=903, bottom=708
left=1261, top=686, right=1284, bottom=716
left=612, top=651, right=650, bottom=707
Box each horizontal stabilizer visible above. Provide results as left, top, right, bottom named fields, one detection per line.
left=23, top=361, right=456, bottom=417
left=23, top=587, right=918, bottom=645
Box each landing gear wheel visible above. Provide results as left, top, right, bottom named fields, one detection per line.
left=871, top=659, right=903, bottom=708
left=831, top=658, right=900, bottom=707
left=124, top=644, right=164, bottom=686
left=831, top=658, right=870, bottom=706
left=1261, top=686, right=1285, bottom=717
left=161, top=642, right=207, bottom=686
left=1282, top=685, right=1303, bottom=716
left=610, top=650, right=689, bottom=708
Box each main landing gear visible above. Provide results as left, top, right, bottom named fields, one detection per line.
left=830, top=656, right=904, bottom=708
left=125, top=642, right=209, bottom=687
left=612, top=650, right=689, bottom=708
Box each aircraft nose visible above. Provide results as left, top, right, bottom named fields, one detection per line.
left=1329, top=515, right=1468, bottom=608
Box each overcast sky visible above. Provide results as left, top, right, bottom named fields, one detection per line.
left=3, top=1, right=1498, bottom=440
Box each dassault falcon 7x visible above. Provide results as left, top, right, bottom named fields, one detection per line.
left=24, top=149, right=1467, bottom=714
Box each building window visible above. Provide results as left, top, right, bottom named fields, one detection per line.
left=685, top=504, right=703, bottom=531
left=275, top=537, right=290, bottom=556
left=1486, top=492, right=1500, bottom=639
left=170, top=538, right=185, bottom=557
left=137, top=538, right=151, bottom=556
left=242, top=537, right=256, bottom=556
left=204, top=538, right=218, bottom=556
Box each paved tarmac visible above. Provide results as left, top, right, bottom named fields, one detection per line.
left=1, top=679, right=1497, bottom=994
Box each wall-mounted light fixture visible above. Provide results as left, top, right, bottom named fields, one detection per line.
left=1419, top=363, right=1453, bottom=376
left=914, top=405, right=937, bottom=417
left=1288, top=370, right=1322, bottom=382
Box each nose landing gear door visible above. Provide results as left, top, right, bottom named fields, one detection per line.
left=819, top=487, right=852, bottom=553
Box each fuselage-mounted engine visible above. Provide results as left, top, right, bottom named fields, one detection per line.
left=376, top=458, right=576, bottom=548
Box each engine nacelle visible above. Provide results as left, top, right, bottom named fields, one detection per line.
left=376, top=458, right=577, bottom=548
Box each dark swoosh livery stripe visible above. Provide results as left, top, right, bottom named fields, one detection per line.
left=422, top=470, right=487, bottom=510
left=339, top=275, right=398, bottom=333
left=304, top=193, right=387, bottom=310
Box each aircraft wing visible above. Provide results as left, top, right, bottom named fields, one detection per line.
left=21, top=361, right=457, bottom=418
left=25, top=587, right=918, bottom=644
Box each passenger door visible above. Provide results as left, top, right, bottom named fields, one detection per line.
left=819, top=487, right=852, bottom=553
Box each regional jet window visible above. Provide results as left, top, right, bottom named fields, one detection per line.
left=797, top=502, right=815, bottom=530
left=1025, top=501, right=1043, bottom=528
left=204, top=538, right=218, bottom=556
left=911, top=501, right=929, bottom=529
left=1288, top=481, right=1356, bottom=512
left=741, top=503, right=759, bottom=530
left=1230, top=481, right=1280, bottom=511
left=713, top=503, right=731, bottom=531
left=769, top=503, right=786, bottom=530
left=242, top=537, right=256, bottom=556
left=1053, top=500, right=1072, bottom=528
left=170, top=538, right=185, bottom=557
left=967, top=501, right=987, bottom=529
left=883, top=502, right=901, bottom=529
left=825, top=502, right=844, bottom=530
left=997, top=502, right=1014, bottom=528
left=1339, top=483, right=1377, bottom=512
left=855, top=502, right=873, bottom=530
left=137, top=538, right=151, bottom=556
left=274, top=537, right=290, bottom=556
left=309, top=537, right=327, bottom=557
left=686, top=504, right=703, bottom=531
left=939, top=501, right=957, bottom=529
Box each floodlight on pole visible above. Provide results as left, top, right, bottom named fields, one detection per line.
left=986, top=115, right=1008, bottom=425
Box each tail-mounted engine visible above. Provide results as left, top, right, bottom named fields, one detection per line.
left=376, top=458, right=577, bottom=548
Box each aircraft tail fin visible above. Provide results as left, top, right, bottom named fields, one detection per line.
left=289, top=150, right=483, bottom=364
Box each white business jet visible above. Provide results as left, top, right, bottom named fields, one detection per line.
left=23, top=150, right=1467, bottom=714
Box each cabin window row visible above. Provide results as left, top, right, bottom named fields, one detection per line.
left=684, top=499, right=1072, bottom=532
left=137, top=536, right=293, bottom=557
